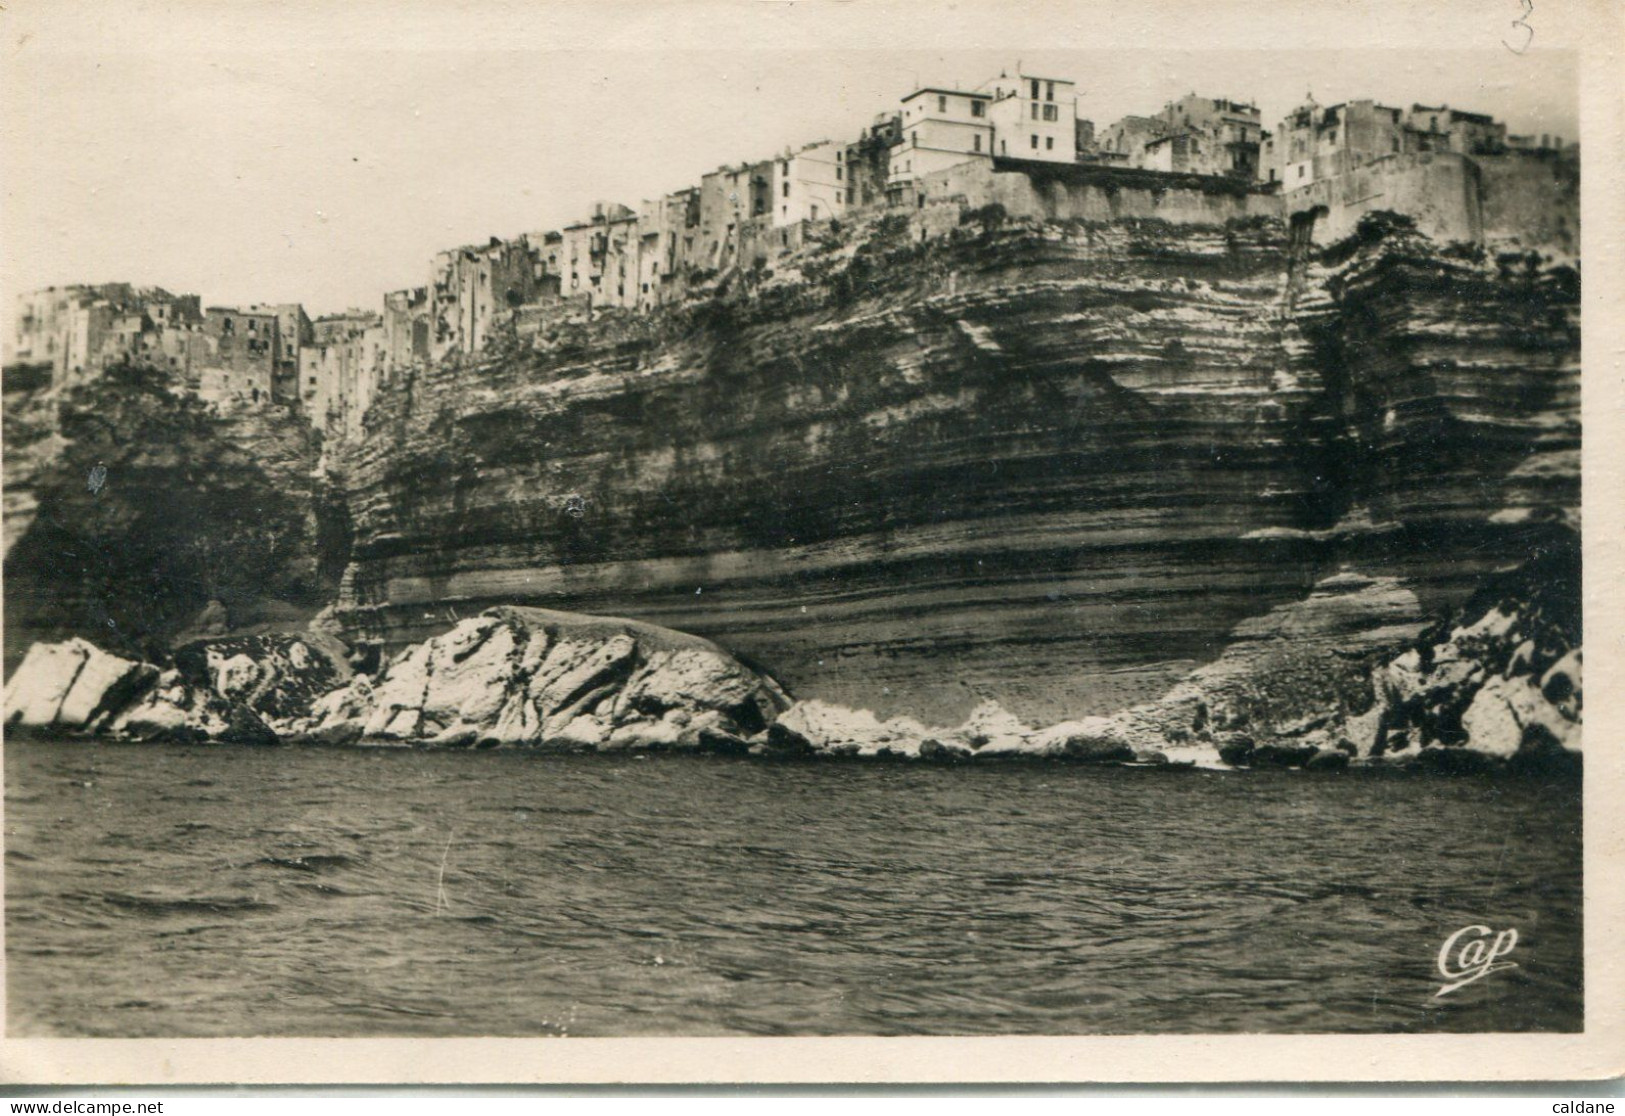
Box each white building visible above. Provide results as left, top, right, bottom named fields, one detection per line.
left=773, top=140, right=846, bottom=226
left=887, top=88, right=994, bottom=198
left=980, top=71, right=1078, bottom=162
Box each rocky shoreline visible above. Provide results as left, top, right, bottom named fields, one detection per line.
left=5, top=542, right=1580, bottom=775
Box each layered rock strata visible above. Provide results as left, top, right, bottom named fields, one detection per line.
left=330, top=211, right=1579, bottom=725
left=5, top=542, right=1578, bottom=772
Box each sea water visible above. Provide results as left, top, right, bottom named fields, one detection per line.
left=4, top=736, right=1582, bottom=1036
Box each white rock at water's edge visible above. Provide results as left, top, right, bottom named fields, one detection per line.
left=5, top=639, right=147, bottom=727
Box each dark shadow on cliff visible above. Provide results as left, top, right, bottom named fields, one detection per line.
left=3, top=363, right=334, bottom=673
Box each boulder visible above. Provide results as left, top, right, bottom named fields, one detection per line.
left=767, top=699, right=929, bottom=759
left=1460, top=673, right=1578, bottom=759
left=1216, top=733, right=1255, bottom=767
left=920, top=738, right=974, bottom=762
left=307, top=606, right=789, bottom=749
left=1249, top=742, right=1319, bottom=769
left=4, top=639, right=153, bottom=728
left=1054, top=735, right=1136, bottom=763
left=1406, top=746, right=1500, bottom=775
left=1304, top=748, right=1350, bottom=771
left=108, top=669, right=234, bottom=742
left=1026, top=716, right=1133, bottom=760
left=175, top=633, right=351, bottom=733
left=947, top=700, right=1032, bottom=752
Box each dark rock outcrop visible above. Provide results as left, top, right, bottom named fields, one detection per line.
left=2, top=365, right=345, bottom=674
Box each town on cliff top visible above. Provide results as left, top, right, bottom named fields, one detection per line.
left=5, top=67, right=1576, bottom=446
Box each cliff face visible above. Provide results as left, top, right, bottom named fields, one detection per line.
left=2, top=366, right=346, bottom=672
left=325, top=207, right=1576, bottom=725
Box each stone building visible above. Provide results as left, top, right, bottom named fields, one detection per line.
left=887, top=88, right=993, bottom=202
left=558, top=202, right=641, bottom=311
left=1402, top=104, right=1508, bottom=155
left=309, top=310, right=384, bottom=437
left=8, top=284, right=203, bottom=384
left=845, top=114, right=901, bottom=209
left=1152, top=94, right=1263, bottom=179
left=231, top=302, right=312, bottom=406
left=1273, top=99, right=1407, bottom=189
left=633, top=190, right=700, bottom=310
left=695, top=165, right=767, bottom=273
left=1142, top=132, right=1210, bottom=175
left=198, top=305, right=279, bottom=406
left=382, top=287, right=431, bottom=375
left=1097, top=115, right=1169, bottom=166
left=981, top=71, right=1077, bottom=162
left=773, top=141, right=847, bottom=226
left=428, top=236, right=545, bottom=359
left=1270, top=98, right=1512, bottom=191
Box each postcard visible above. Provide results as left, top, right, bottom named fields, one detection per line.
left=1, top=0, right=1620, bottom=1086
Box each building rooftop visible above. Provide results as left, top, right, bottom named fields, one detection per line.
left=901, top=87, right=992, bottom=102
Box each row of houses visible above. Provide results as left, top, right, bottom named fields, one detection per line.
left=9, top=64, right=1569, bottom=445
left=1091, top=93, right=1567, bottom=186
left=5, top=283, right=394, bottom=439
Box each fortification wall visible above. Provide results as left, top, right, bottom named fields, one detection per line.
left=916, top=159, right=1281, bottom=226
left=1285, top=152, right=1482, bottom=246
left=1476, top=151, right=1579, bottom=255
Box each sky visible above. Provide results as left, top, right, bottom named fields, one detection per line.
left=2, top=1, right=1584, bottom=319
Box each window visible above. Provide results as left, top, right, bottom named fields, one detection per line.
left=1046, top=81, right=1055, bottom=101
left=847, top=187, right=854, bottom=203
left=1030, top=103, right=1039, bottom=120
left=1030, top=79, right=1040, bottom=99
left=938, top=95, right=947, bottom=112
left=836, top=166, right=843, bottom=179
left=1001, top=139, right=1007, bottom=154
left=973, top=134, right=982, bottom=152
left=1046, top=136, right=1054, bottom=150
left=810, top=205, right=819, bottom=220
left=971, top=100, right=985, bottom=117
left=1297, top=165, right=1306, bottom=179
left=1031, top=134, right=1038, bottom=149
left=1043, top=104, right=1058, bottom=122
left=782, top=180, right=790, bottom=196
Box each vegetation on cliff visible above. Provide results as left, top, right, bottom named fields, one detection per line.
left=2, top=363, right=345, bottom=671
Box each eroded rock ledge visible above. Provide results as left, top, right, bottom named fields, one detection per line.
left=5, top=548, right=1581, bottom=774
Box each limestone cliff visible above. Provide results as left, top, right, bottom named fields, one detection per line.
left=2, top=364, right=347, bottom=672
left=329, top=208, right=1579, bottom=725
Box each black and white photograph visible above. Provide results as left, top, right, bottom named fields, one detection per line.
left=0, top=0, right=1616, bottom=1084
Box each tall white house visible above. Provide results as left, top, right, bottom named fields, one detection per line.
left=773, top=140, right=847, bottom=226
left=887, top=87, right=995, bottom=198
left=980, top=71, right=1078, bottom=162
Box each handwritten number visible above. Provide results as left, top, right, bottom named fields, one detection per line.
left=1505, top=0, right=1534, bottom=54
